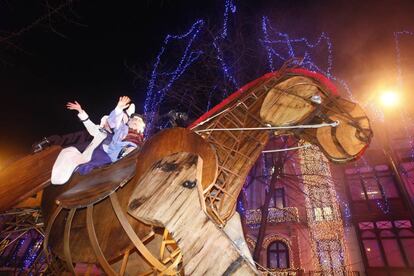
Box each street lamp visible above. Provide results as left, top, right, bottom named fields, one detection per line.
left=379, top=90, right=399, bottom=108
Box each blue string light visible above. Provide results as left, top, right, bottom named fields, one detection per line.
left=22, top=233, right=43, bottom=269
left=261, top=16, right=358, bottom=102
left=261, top=16, right=333, bottom=78
left=143, top=0, right=240, bottom=133
left=212, top=0, right=238, bottom=91
left=394, top=31, right=414, bottom=160
left=143, top=20, right=205, bottom=136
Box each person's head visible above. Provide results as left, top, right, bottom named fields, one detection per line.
left=122, top=103, right=136, bottom=124
left=128, top=114, right=145, bottom=133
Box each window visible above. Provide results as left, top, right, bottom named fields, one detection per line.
left=267, top=241, right=289, bottom=269
left=270, top=188, right=286, bottom=209
left=309, top=185, right=335, bottom=221
left=346, top=165, right=400, bottom=201
left=358, top=220, right=414, bottom=268
left=313, top=207, right=334, bottom=221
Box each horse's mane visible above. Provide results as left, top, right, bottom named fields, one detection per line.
left=189, top=68, right=339, bottom=129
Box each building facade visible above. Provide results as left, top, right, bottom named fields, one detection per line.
left=240, top=133, right=414, bottom=276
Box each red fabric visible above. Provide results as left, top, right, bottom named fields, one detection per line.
left=188, top=68, right=339, bottom=129
left=123, top=129, right=144, bottom=147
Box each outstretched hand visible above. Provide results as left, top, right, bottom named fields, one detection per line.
left=66, top=101, right=83, bottom=113
left=117, top=96, right=131, bottom=110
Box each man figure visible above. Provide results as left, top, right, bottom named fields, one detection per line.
left=51, top=96, right=145, bottom=185
left=106, top=96, right=146, bottom=161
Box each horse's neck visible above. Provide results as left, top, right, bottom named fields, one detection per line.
left=193, top=78, right=279, bottom=223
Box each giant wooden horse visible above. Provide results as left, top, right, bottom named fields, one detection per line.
left=0, top=68, right=372, bottom=275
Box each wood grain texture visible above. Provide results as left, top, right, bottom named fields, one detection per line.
left=42, top=149, right=151, bottom=263
left=192, top=74, right=323, bottom=223
left=128, top=152, right=258, bottom=275
left=192, top=77, right=275, bottom=224
left=63, top=208, right=76, bottom=275
left=260, top=76, right=317, bottom=126
left=41, top=127, right=217, bottom=264
left=0, top=146, right=61, bottom=211
left=86, top=205, right=118, bottom=276
left=135, top=127, right=218, bottom=191
left=56, top=148, right=138, bottom=209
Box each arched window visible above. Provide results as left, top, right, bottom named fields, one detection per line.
left=267, top=241, right=289, bottom=269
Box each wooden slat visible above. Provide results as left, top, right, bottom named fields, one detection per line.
left=0, top=146, right=61, bottom=212
left=109, top=193, right=168, bottom=273
left=56, top=149, right=138, bottom=209
left=63, top=208, right=77, bottom=275
left=86, top=205, right=118, bottom=276
left=119, top=249, right=130, bottom=276
left=43, top=205, right=62, bottom=255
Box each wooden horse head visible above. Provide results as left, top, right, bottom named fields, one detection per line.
left=190, top=67, right=373, bottom=224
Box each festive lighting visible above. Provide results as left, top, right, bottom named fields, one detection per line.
left=213, top=0, right=238, bottom=90
left=298, top=142, right=347, bottom=274
left=260, top=16, right=357, bottom=103
left=143, top=19, right=205, bottom=135
left=261, top=16, right=333, bottom=78
left=393, top=31, right=414, bottom=160
left=22, top=235, right=43, bottom=269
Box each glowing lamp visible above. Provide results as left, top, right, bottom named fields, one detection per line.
left=380, top=91, right=399, bottom=107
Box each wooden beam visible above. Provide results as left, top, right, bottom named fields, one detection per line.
left=86, top=205, right=118, bottom=276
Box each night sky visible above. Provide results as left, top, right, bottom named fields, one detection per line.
left=1, top=0, right=414, bottom=164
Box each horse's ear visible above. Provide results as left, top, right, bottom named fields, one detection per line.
left=260, top=76, right=319, bottom=126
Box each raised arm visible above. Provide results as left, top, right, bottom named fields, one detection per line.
left=66, top=101, right=101, bottom=137
left=107, top=96, right=131, bottom=129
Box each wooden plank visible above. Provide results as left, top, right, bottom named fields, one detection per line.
left=86, top=205, right=118, bottom=276
left=109, top=193, right=168, bottom=273
left=0, top=146, right=61, bottom=211
left=42, top=154, right=153, bottom=263
left=119, top=249, right=130, bottom=276
left=56, top=149, right=138, bottom=209
left=12, top=191, right=43, bottom=209
left=43, top=205, right=62, bottom=255
left=63, top=208, right=77, bottom=275
left=128, top=152, right=258, bottom=275
left=260, top=76, right=316, bottom=126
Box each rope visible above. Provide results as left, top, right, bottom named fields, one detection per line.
left=190, top=102, right=242, bottom=130
left=262, top=144, right=311, bottom=154
left=195, top=121, right=339, bottom=134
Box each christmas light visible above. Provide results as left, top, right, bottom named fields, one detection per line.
left=298, top=142, right=347, bottom=275
left=143, top=19, right=205, bottom=135
left=393, top=31, right=414, bottom=160
left=213, top=0, right=238, bottom=90
left=261, top=17, right=333, bottom=78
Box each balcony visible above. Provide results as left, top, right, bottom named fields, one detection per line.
left=259, top=269, right=359, bottom=276
left=259, top=268, right=303, bottom=276
left=245, top=207, right=299, bottom=225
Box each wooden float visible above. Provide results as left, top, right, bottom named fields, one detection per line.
left=0, top=68, right=373, bottom=275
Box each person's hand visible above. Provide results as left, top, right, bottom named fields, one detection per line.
left=117, top=96, right=131, bottom=110
left=66, top=101, right=83, bottom=113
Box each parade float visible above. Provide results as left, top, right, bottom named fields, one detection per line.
left=0, top=68, right=372, bottom=275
